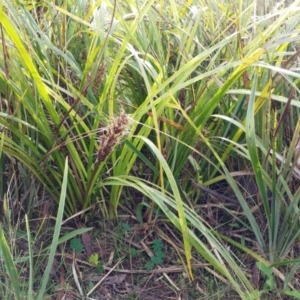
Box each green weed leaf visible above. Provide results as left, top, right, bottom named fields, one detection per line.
left=256, top=262, right=272, bottom=277
left=284, top=289, right=300, bottom=299
left=265, top=276, right=275, bottom=290
left=152, top=239, right=163, bottom=253
left=151, top=255, right=164, bottom=265
left=155, top=250, right=166, bottom=259
left=96, top=261, right=104, bottom=274
left=89, top=253, right=99, bottom=266
left=256, top=262, right=275, bottom=289
left=145, top=261, right=154, bottom=270
left=130, top=248, right=138, bottom=258
left=70, top=238, right=84, bottom=252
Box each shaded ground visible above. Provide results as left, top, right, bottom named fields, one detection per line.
left=4, top=176, right=300, bottom=299
left=9, top=197, right=240, bottom=300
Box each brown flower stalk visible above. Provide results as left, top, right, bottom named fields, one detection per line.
left=93, top=61, right=106, bottom=94
left=97, top=110, right=130, bottom=162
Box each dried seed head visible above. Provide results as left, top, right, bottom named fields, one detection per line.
left=97, top=110, right=130, bottom=162
left=93, top=61, right=106, bottom=94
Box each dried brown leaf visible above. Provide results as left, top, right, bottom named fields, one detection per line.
left=251, top=264, right=260, bottom=289
left=81, top=231, right=93, bottom=255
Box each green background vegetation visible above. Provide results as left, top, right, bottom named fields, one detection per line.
left=1, top=0, right=300, bottom=299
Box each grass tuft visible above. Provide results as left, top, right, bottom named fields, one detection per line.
left=1, top=0, right=300, bottom=298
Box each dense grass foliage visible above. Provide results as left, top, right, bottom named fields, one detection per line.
left=1, top=0, right=300, bottom=299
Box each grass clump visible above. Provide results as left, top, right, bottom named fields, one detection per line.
left=1, top=0, right=300, bottom=299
